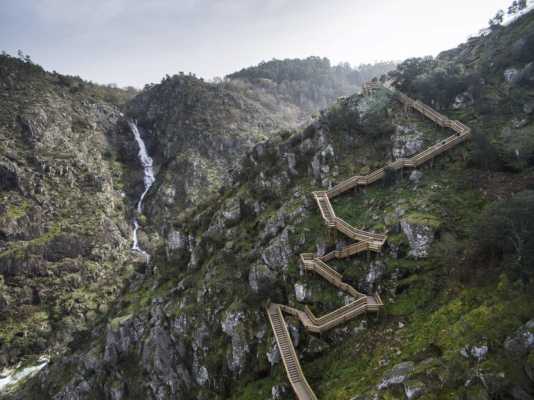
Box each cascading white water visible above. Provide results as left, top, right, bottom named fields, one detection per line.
left=129, top=120, right=155, bottom=262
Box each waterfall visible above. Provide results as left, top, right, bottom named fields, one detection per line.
left=129, top=120, right=155, bottom=262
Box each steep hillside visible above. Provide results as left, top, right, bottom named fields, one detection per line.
left=0, top=55, right=140, bottom=377
left=0, top=55, right=389, bottom=393
left=227, top=57, right=396, bottom=115
left=3, top=9, right=534, bottom=400
left=125, top=59, right=394, bottom=255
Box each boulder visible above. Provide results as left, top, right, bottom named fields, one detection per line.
left=409, top=170, right=423, bottom=185
left=512, top=117, right=529, bottom=129
left=505, top=68, right=520, bottom=82
left=404, top=379, right=425, bottom=399
left=504, top=320, right=534, bottom=356
left=303, top=336, right=329, bottom=357
left=524, top=102, right=534, bottom=115
left=266, top=341, right=280, bottom=367
left=294, top=282, right=312, bottom=302
left=452, top=92, right=474, bottom=110
left=460, top=344, right=488, bottom=361
left=400, top=216, right=437, bottom=258
left=377, top=361, right=415, bottom=390
left=392, top=124, right=424, bottom=159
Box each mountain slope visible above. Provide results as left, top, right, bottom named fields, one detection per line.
left=227, top=57, right=396, bottom=116
left=124, top=59, right=394, bottom=256
left=4, top=10, right=534, bottom=400
left=0, top=55, right=139, bottom=375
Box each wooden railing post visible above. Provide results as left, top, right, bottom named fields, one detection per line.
left=267, top=82, right=470, bottom=400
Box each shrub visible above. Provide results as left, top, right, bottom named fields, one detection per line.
left=468, top=131, right=504, bottom=171
left=473, top=190, right=534, bottom=279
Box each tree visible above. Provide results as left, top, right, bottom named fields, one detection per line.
left=474, top=191, right=534, bottom=278
left=469, top=131, right=503, bottom=172
left=508, top=0, right=527, bottom=15
left=489, top=10, right=505, bottom=29
left=388, top=57, right=436, bottom=93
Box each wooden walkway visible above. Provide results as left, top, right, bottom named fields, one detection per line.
left=267, top=304, right=318, bottom=400
left=266, top=82, right=471, bottom=400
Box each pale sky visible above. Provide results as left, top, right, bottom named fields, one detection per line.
left=0, top=0, right=512, bottom=88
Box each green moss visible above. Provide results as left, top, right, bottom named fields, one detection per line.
left=3, top=200, right=30, bottom=220
left=403, top=212, right=441, bottom=229
left=109, top=314, right=133, bottom=331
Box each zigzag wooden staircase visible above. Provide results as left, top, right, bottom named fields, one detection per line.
left=266, top=82, right=472, bottom=400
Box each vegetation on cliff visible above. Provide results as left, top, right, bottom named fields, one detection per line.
left=2, top=6, right=534, bottom=400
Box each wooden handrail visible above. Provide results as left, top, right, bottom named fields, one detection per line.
left=327, top=85, right=471, bottom=200
left=267, top=82, right=471, bottom=400
left=267, top=304, right=318, bottom=400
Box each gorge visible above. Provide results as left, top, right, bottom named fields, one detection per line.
left=1, top=3, right=534, bottom=400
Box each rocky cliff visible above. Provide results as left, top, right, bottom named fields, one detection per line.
left=2, top=9, right=534, bottom=400
left=122, top=59, right=393, bottom=258
left=0, top=55, right=140, bottom=374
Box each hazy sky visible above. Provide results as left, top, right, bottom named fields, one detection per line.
left=0, top=0, right=512, bottom=87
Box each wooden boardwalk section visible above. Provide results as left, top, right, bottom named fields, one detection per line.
left=267, top=304, right=318, bottom=400
left=266, top=82, right=471, bottom=400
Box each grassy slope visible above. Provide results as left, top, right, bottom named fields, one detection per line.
left=230, top=90, right=534, bottom=399
left=0, top=55, right=137, bottom=370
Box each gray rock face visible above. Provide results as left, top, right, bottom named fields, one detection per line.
left=286, top=152, right=298, bottom=176
left=0, top=161, right=18, bottom=191
left=504, top=320, right=534, bottom=356
left=400, top=219, right=436, bottom=258
left=221, top=197, right=242, bottom=225
left=104, top=314, right=144, bottom=364
left=392, top=124, right=424, bottom=159
left=505, top=68, right=520, bottom=82
left=266, top=341, right=280, bottom=367
left=167, top=230, right=187, bottom=251
left=221, top=310, right=250, bottom=375
left=524, top=102, right=534, bottom=115
left=261, top=228, right=293, bottom=272
left=377, top=361, right=415, bottom=390
left=409, top=170, right=423, bottom=185
left=294, top=282, right=312, bottom=302
left=248, top=263, right=277, bottom=293
left=362, top=261, right=386, bottom=292
left=52, top=379, right=91, bottom=400
left=165, top=229, right=190, bottom=263
left=190, top=322, right=210, bottom=387
left=452, top=92, right=474, bottom=110
left=404, top=380, right=425, bottom=399
left=512, top=117, right=529, bottom=129
left=311, top=143, right=335, bottom=186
